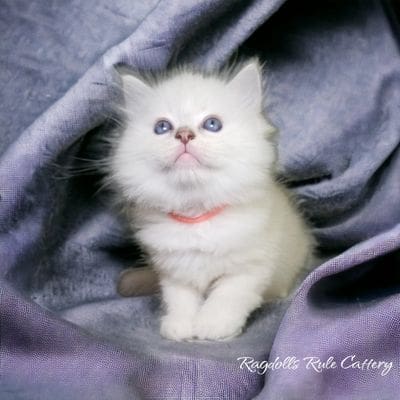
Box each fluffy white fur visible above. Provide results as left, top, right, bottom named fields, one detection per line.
left=110, top=61, right=313, bottom=341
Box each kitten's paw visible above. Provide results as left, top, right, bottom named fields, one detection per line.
left=160, top=315, right=194, bottom=341
left=194, top=310, right=244, bottom=341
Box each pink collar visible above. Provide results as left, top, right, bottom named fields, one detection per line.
left=168, top=205, right=226, bottom=224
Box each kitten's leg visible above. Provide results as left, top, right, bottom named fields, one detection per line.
left=160, top=278, right=203, bottom=341
left=194, top=273, right=267, bottom=341
left=117, top=267, right=159, bottom=297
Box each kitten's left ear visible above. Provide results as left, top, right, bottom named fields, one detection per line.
left=228, top=60, right=263, bottom=110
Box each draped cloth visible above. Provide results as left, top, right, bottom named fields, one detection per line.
left=1, top=1, right=399, bottom=398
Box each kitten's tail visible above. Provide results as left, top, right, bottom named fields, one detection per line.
left=117, top=267, right=159, bottom=297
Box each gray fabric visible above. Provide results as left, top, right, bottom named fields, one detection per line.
left=266, top=0, right=400, bottom=249
left=1, top=0, right=400, bottom=399
left=0, top=0, right=160, bottom=155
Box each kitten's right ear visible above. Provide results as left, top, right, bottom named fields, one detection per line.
left=119, top=71, right=152, bottom=98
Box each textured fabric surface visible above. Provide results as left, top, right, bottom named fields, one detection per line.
left=1, top=0, right=400, bottom=399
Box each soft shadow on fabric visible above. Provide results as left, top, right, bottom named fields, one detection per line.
left=308, top=249, right=400, bottom=309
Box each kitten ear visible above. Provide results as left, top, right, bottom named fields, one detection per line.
left=228, top=60, right=263, bottom=109
left=119, top=72, right=152, bottom=99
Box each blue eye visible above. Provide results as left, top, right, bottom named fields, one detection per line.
left=154, top=119, right=173, bottom=135
left=202, top=116, right=222, bottom=132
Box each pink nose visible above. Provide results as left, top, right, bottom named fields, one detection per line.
left=175, top=128, right=195, bottom=144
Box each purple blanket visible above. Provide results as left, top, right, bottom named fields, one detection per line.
left=1, top=0, right=400, bottom=398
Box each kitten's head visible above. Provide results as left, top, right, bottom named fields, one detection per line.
left=110, top=60, right=276, bottom=211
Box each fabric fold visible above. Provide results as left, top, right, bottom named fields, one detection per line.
left=1, top=0, right=400, bottom=399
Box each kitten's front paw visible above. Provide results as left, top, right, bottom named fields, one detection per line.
left=194, top=310, right=244, bottom=341
left=160, top=315, right=194, bottom=341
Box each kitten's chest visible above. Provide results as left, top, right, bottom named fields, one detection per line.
left=136, top=218, right=227, bottom=254
left=131, top=207, right=269, bottom=290
left=133, top=207, right=266, bottom=255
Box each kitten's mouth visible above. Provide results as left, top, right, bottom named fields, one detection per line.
left=174, top=150, right=201, bottom=166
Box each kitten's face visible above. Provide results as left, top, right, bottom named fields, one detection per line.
left=111, top=62, right=276, bottom=210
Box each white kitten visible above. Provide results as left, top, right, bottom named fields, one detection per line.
left=109, top=60, right=314, bottom=341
